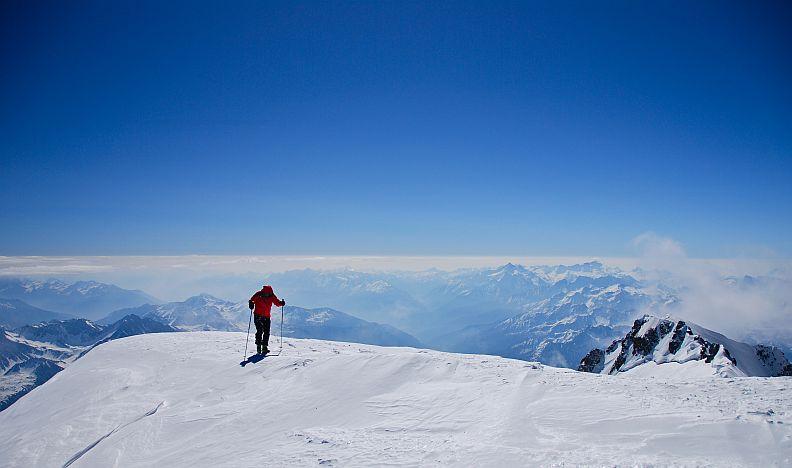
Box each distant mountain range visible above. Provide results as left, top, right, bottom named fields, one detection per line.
left=280, top=306, right=421, bottom=348
left=438, top=283, right=671, bottom=368
left=578, top=315, right=792, bottom=378
left=0, top=298, right=70, bottom=329
left=2, top=264, right=789, bottom=381
left=101, top=294, right=247, bottom=331
left=264, top=262, right=673, bottom=366
left=0, top=278, right=159, bottom=320
left=100, top=294, right=422, bottom=348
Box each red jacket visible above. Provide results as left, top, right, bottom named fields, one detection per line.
left=249, top=285, right=284, bottom=318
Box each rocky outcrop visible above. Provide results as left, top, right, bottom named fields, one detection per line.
left=578, top=348, right=605, bottom=373
left=578, top=315, right=792, bottom=377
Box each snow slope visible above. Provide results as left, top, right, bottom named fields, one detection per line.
left=0, top=332, right=789, bottom=466
left=0, top=316, right=179, bottom=411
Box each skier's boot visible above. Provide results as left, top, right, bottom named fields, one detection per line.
left=256, top=343, right=262, bottom=355
left=262, top=346, right=270, bottom=355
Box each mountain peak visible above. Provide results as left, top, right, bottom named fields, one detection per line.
left=578, top=314, right=792, bottom=378
left=184, top=293, right=225, bottom=304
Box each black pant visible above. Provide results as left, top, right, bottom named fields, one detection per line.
left=254, top=315, right=271, bottom=348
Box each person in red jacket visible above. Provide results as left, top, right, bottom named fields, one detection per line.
left=248, top=285, right=285, bottom=354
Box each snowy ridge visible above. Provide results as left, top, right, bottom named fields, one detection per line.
left=578, top=315, right=792, bottom=378
left=0, top=332, right=789, bottom=466
left=0, top=316, right=179, bottom=411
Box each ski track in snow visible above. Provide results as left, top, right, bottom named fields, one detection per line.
left=0, top=332, right=789, bottom=467
left=62, top=401, right=165, bottom=468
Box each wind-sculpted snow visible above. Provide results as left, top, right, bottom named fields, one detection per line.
left=0, top=332, right=789, bottom=466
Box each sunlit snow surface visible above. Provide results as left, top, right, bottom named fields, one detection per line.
left=0, top=332, right=789, bottom=467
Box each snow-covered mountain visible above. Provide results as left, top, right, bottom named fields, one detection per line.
left=0, top=297, right=70, bottom=329
left=264, top=262, right=652, bottom=344
left=0, top=332, right=789, bottom=466
left=101, top=314, right=180, bottom=342
left=0, top=316, right=179, bottom=411
left=15, top=318, right=108, bottom=346
left=281, top=306, right=421, bottom=348
left=101, top=295, right=422, bottom=348
left=257, top=262, right=689, bottom=368
left=0, top=356, right=63, bottom=412
left=15, top=316, right=179, bottom=348
left=578, top=315, right=792, bottom=378
left=0, top=327, right=71, bottom=371
left=0, top=328, right=73, bottom=411
left=102, top=294, right=246, bottom=331
left=438, top=282, right=671, bottom=367
left=0, top=278, right=159, bottom=320
left=262, top=269, right=429, bottom=330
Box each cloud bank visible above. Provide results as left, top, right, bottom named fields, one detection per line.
left=630, top=232, right=792, bottom=345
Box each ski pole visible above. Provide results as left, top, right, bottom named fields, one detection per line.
left=243, top=308, right=253, bottom=361
left=279, top=305, right=284, bottom=353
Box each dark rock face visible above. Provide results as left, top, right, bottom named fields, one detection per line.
left=755, top=345, right=791, bottom=376
left=603, top=316, right=666, bottom=375
left=612, top=346, right=628, bottom=374
left=577, top=348, right=605, bottom=373
left=698, top=339, right=722, bottom=364
left=668, top=321, right=689, bottom=354
left=633, top=320, right=666, bottom=355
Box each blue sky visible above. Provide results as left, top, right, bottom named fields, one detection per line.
left=1, top=1, right=790, bottom=257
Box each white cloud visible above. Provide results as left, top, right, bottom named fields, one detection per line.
left=631, top=231, right=686, bottom=258
left=628, top=233, right=792, bottom=345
